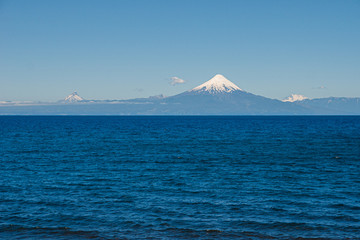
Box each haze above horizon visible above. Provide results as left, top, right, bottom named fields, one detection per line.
left=1, top=0, right=359, bottom=101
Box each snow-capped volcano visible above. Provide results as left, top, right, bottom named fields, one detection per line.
left=64, top=92, right=84, bottom=103
left=282, top=94, right=308, bottom=102
left=190, top=74, right=243, bottom=94
left=166, top=74, right=310, bottom=114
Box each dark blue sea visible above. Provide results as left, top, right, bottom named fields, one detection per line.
left=1, top=116, right=360, bottom=240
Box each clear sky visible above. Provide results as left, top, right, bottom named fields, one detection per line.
left=1, top=0, right=359, bottom=101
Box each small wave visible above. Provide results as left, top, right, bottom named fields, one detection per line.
left=161, top=227, right=278, bottom=239
left=328, top=203, right=360, bottom=211
left=0, top=225, right=110, bottom=240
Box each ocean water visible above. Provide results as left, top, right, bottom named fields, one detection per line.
left=0, top=116, right=359, bottom=240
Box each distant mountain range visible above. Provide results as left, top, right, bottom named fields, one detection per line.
left=1, top=74, right=359, bottom=115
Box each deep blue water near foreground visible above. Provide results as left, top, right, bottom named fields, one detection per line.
left=0, top=116, right=360, bottom=240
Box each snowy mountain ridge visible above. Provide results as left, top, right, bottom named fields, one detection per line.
left=190, top=74, right=243, bottom=94
left=283, top=94, right=308, bottom=102
left=64, top=92, right=84, bottom=103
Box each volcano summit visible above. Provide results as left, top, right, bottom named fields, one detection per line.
left=190, top=74, right=243, bottom=94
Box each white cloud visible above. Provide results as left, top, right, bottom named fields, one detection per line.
left=170, top=77, right=186, bottom=86
left=314, top=86, right=327, bottom=90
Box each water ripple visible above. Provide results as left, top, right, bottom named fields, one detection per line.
left=1, top=116, right=360, bottom=239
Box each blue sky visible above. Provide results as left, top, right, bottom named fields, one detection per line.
left=1, top=0, right=359, bottom=101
